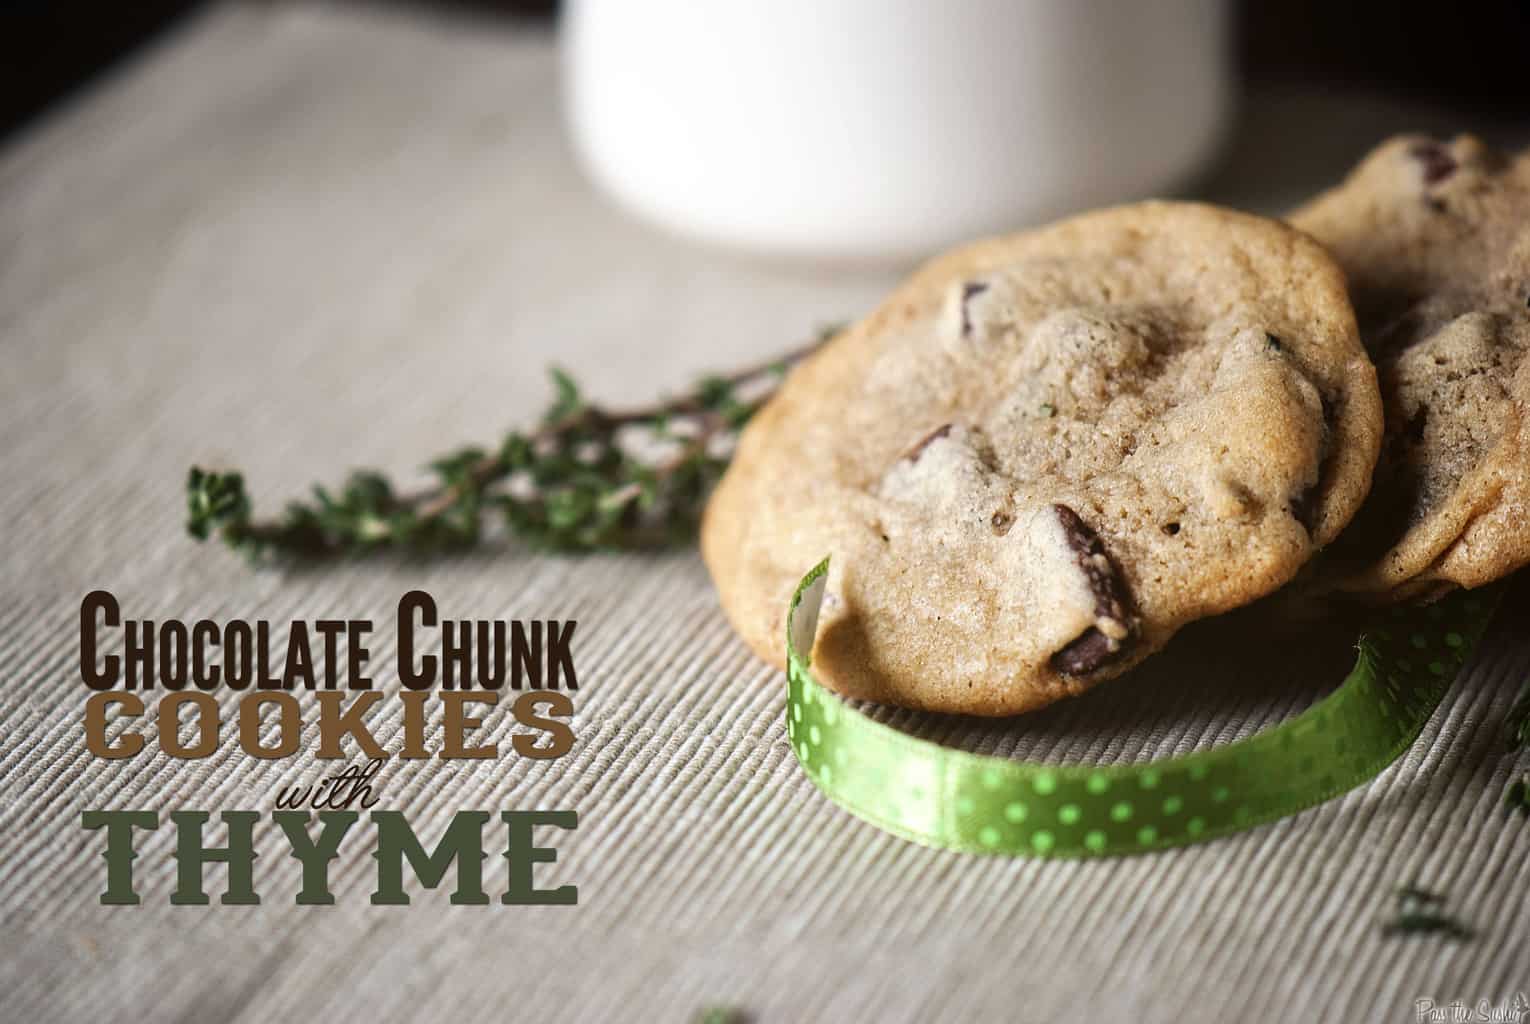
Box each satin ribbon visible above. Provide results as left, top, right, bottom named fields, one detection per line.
left=784, top=559, right=1498, bottom=857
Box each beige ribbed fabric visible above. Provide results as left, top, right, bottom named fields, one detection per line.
left=2, top=4, right=1528, bottom=1020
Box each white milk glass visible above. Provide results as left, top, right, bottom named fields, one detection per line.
left=564, top=0, right=1231, bottom=264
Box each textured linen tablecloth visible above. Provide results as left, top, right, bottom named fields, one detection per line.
left=3, top=4, right=1528, bottom=1021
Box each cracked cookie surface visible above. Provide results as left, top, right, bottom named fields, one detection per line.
left=1292, top=135, right=1530, bottom=601
left=703, top=201, right=1380, bottom=715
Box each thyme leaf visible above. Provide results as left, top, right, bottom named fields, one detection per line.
left=1504, top=677, right=1530, bottom=753
left=1380, top=884, right=1474, bottom=941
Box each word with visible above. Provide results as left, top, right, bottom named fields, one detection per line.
left=275, top=758, right=385, bottom=810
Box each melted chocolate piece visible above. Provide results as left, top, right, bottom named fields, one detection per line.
left=1409, top=141, right=1458, bottom=186
left=1048, top=503, right=1137, bottom=676
left=959, top=281, right=989, bottom=337
left=1052, top=630, right=1119, bottom=677
left=903, top=422, right=953, bottom=463
left=990, top=510, right=1014, bottom=536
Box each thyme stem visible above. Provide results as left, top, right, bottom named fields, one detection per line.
left=187, top=329, right=836, bottom=561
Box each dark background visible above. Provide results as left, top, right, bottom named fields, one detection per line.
left=2, top=0, right=1527, bottom=142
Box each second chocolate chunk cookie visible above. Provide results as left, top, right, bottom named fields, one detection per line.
left=702, top=201, right=1381, bottom=715
left=1292, top=135, right=1530, bottom=601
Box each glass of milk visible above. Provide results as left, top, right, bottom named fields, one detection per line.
left=564, top=0, right=1231, bottom=264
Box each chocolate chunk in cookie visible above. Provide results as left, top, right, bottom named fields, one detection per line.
left=959, top=282, right=989, bottom=338
left=1409, top=141, right=1458, bottom=186
left=903, top=422, right=954, bottom=462
left=1048, top=504, right=1136, bottom=676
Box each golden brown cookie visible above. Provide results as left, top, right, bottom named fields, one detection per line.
left=703, top=201, right=1381, bottom=715
left=1291, top=135, right=1530, bottom=601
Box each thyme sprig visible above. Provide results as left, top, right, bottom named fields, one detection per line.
left=1380, top=884, right=1474, bottom=941
left=187, top=329, right=836, bottom=562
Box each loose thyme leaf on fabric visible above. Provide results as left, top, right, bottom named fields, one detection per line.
left=1504, top=677, right=1530, bottom=753
left=693, top=1008, right=750, bottom=1024
left=1380, top=884, right=1474, bottom=941
left=1499, top=677, right=1530, bottom=816
left=1505, top=774, right=1530, bottom=819
left=186, top=327, right=839, bottom=562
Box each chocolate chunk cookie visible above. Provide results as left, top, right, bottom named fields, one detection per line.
left=1291, top=135, right=1530, bottom=601
left=702, top=201, right=1381, bottom=715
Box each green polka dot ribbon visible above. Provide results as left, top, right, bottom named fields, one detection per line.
left=784, top=558, right=1501, bottom=858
